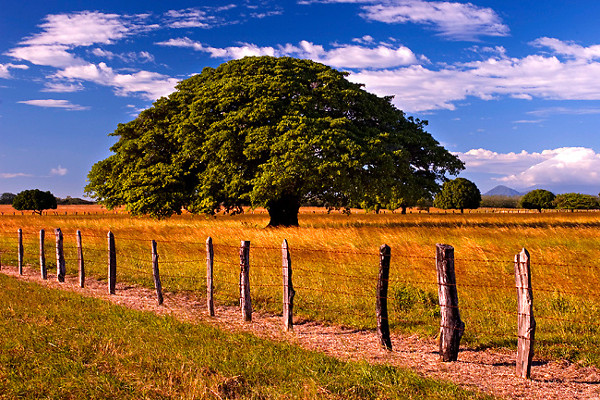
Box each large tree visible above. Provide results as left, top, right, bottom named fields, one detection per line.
left=86, top=56, right=464, bottom=226
left=519, top=189, right=555, bottom=212
left=433, top=178, right=481, bottom=213
left=12, top=189, right=57, bottom=215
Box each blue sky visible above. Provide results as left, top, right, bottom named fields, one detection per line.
left=2, top=0, right=600, bottom=198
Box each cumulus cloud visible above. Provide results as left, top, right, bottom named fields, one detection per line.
left=156, top=38, right=418, bottom=69
left=18, top=99, right=90, bottom=111
left=301, top=0, right=509, bottom=40
left=0, top=63, right=28, bottom=79
left=456, top=147, right=600, bottom=189
left=50, top=165, right=68, bottom=176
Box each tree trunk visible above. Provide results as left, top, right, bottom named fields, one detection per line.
left=266, top=195, right=300, bottom=227
left=401, top=206, right=407, bottom=214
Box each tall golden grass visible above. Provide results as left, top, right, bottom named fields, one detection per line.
left=1, top=206, right=600, bottom=364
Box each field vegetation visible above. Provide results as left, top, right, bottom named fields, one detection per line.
left=1, top=205, right=600, bottom=366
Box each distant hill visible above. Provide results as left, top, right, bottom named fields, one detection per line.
left=483, top=185, right=523, bottom=197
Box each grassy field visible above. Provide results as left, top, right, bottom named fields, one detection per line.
left=0, top=272, right=490, bottom=399
left=1, top=205, right=600, bottom=365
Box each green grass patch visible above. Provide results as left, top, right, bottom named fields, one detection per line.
left=0, top=274, right=490, bottom=399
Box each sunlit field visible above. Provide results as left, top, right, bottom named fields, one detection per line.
left=2, top=205, right=600, bottom=365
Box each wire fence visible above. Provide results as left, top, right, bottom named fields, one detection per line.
left=1, top=227, right=600, bottom=377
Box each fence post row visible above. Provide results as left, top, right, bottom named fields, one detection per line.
left=77, top=230, right=85, bottom=288
left=108, top=231, right=116, bottom=295
left=377, top=244, right=392, bottom=350
left=151, top=240, right=163, bottom=305
left=55, top=228, right=66, bottom=282
left=206, top=237, right=215, bottom=316
left=515, top=248, right=535, bottom=379
left=282, top=239, right=295, bottom=332
left=17, top=228, right=23, bottom=275
left=40, top=229, right=46, bottom=280
left=436, top=243, right=464, bottom=362
left=239, top=240, right=252, bottom=322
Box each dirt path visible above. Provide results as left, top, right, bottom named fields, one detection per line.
left=3, top=266, right=600, bottom=400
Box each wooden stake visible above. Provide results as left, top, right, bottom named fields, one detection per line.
left=515, top=248, right=535, bottom=379
left=206, top=237, right=215, bottom=316
left=377, top=244, right=392, bottom=350
left=55, top=228, right=65, bottom=282
left=17, top=228, right=23, bottom=275
left=151, top=240, right=163, bottom=305
left=282, top=239, right=295, bottom=331
left=108, top=231, right=116, bottom=294
left=239, top=240, right=252, bottom=322
left=436, top=243, right=464, bottom=362
left=77, top=230, right=85, bottom=288
left=40, top=229, right=46, bottom=280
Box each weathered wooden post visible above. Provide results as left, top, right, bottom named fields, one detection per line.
left=436, top=243, right=464, bottom=361
left=76, top=230, right=85, bottom=288
left=282, top=239, right=295, bottom=331
left=239, top=240, right=252, bottom=322
left=515, top=248, right=535, bottom=379
left=206, top=237, right=215, bottom=316
left=377, top=244, right=392, bottom=350
left=151, top=240, right=163, bottom=305
left=107, top=231, right=116, bottom=294
left=55, top=228, right=65, bottom=282
left=17, top=228, right=23, bottom=275
left=40, top=229, right=46, bottom=279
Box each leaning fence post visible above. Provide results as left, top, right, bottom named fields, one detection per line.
left=77, top=230, right=85, bottom=288
left=206, top=237, right=215, bottom=316
left=239, top=240, right=252, bottom=322
left=151, top=240, right=163, bottom=305
left=40, top=229, right=46, bottom=279
left=18, top=228, right=23, bottom=275
left=515, top=248, right=535, bottom=379
left=282, top=239, right=295, bottom=331
left=377, top=244, right=392, bottom=350
left=55, top=228, right=65, bottom=282
left=108, top=231, right=116, bottom=294
left=436, top=243, right=464, bottom=362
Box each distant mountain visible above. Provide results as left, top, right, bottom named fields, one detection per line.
left=483, top=185, right=523, bottom=197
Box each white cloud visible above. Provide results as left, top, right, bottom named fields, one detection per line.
left=18, top=99, right=90, bottom=111
left=41, top=82, right=84, bottom=93
left=92, top=48, right=155, bottom=63
left=0, top=172, right=31, bottom=179
left=157, top=38, right=418, bottom=69
left=532, top=37, right=600, bottom=61
left=457, top=147, right=600, bottom=189
left=0, top=63, right=28, bottom=79
left=6, top=45, right=86, bottom=68
left=50, top=165, right=68, bottom=176
left=301, top=0, right=509, bottom=40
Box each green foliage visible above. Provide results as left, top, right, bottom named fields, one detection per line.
left=391, top=284, right=439, bottom=317
left=433, top=178, right=481, bottom=212
left=480, top=195, right=519, bottom=208
left=0, top=192, right=16, bottom=205
left=86, top=56, right=463, bottom=225
left=12, top=189, right=57, bottom=215
left=519, top=189, right=555, bottom=211
left=553, top=193, right=599, bottom=210
left=56, top=196, right=95, bottom=205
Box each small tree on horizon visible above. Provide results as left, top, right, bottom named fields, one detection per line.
left=433, top=178, right=481, bottom=213
left=553, top=193, right=599, bottom=210
left=12, top=189, right=57, bottom=215
left=519, top=189, right=555, bottom=212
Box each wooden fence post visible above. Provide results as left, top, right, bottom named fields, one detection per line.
left=151, top=240, right=163, bottom=305
left=206, top=237, right=215, bottom=316
left=282, top=239, right=295, bottom=331
left=40, top=229, right=46, bottom=280
left=17, top=228, right=23, bottom=275
left=239, top=240, right=252, bottom=322
left=515, top=248, right=535, bottom=379
left=377, top=244, right=392, bottom=350
left=436, top=243, right=464, bottom=362
left=55, top=228, right=65, bottom=282
left=108, top=231, right=116, bottom=294
left=77, top=230, right=85, bottom=288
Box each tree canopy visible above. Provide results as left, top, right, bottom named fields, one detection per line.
left=553, top=193, right=599, bottom=210
left=86, top=56, right=464, bottom=226
left=433, top=178, right=481, bottom=213
left=519, top=189, right=555, bottom=211
left=12, top=189, right=57, bottom=215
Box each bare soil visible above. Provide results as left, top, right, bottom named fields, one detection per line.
left=3, top=265, right=600, bottom=400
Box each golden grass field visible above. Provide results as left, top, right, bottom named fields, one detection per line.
left=1, top=204, right=600, bottom=365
